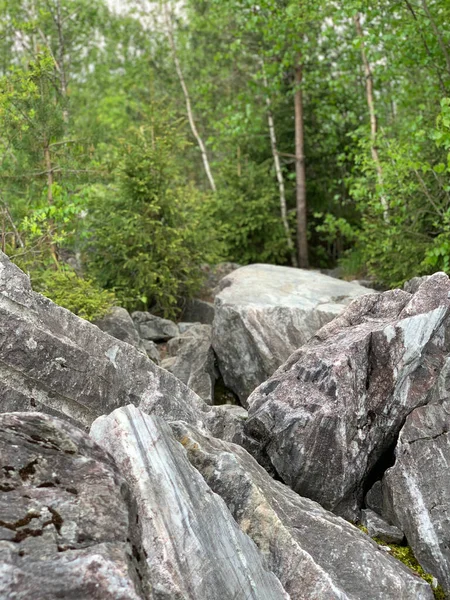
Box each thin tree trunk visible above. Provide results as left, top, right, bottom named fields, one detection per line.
left=354, top=14, right=389, bottom=221
left=44, top=142, right=59, bottom=268
left=420, top=0, right=450, bottom=78
left=294, top=62, right=309, bottom=269
left=55, top=0, right=69, bottom=123
left=164, top=3, right=216, bottom=192
left=261, top=62, right=297, bottom=267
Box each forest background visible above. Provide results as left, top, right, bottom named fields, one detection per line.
left=1, top=0, right=450, bottom=319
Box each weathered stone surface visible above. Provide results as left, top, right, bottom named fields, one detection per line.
left=361, top=509, right=404, bottom=544
left=94, top=306, right=146, bottom=352
left=365, top=481, right=385, bottom=517
left=90, top=405, right=288, bottom=600
left=403, top=276, right=431, bottom=294
left=131, top=311, right=179, bottom=341
left=141, top=340, right=160, bottom=364
left=0, top=412, right=141, bottom=600
left=164, top=324, right=216, bottom=404
left=213, top=264, right=373, bottom=404
left=0, top=252, right=240, bottom=438
left=171, top=421, right=433, bottom=600
left=383, top=400, right=450, bottom=594
left=245, top=274, right=450, bottom=518
left=178, top=322, right=200, bottom=334
left=182, top=298, right=215, bottom=324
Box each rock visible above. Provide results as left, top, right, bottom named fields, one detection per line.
left=217, top=404, right=248, bottom=420
left=0, top=252, right=241, bottom=440
left=199, top=262, right=241, bottom=299
left=213, top=264, right=373, bottom=404
left=164, top=324, right=216, bottom=404
left=94, top=306, right=146, bottom=353
left=90, top=405, right=288, bottom=600
left=182, top=298, right=215, bottom=324
left=171, top=421, right=434, bottom=600
left=0, top=412, right=141, bottom=600
left=178, top=321, right=201, bottom=334
left=403, top=276, right=431, bottom=294
left=245, top=274, right=450, bottom=518
left=383, top=400, right=450, bottom=594
left=365, top=480, right=385, bottom=517
left=360, top=509, right=404, bottom=544
left=131, top=311, right=178, bottom=341
left=141, top=339, right=160, bottom=364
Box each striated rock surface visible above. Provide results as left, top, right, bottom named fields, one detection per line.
left=0, top=412, right=141, bottom=600
left=164, top=324, right=216, bottom=404
left=213, top=264, right=373, bottom=404
left=383, top=400, right=450, bottom=594
left=171, top=421, right=433, bottom=600
left=94, top=306, right=146, bottom=352
left=131, top=311, right=179, bottom=342
left=90, top=405, right=288, bottom=600
left=0, top=252, right=243, bottom=441
left=245, top=274, right=450, bottom=518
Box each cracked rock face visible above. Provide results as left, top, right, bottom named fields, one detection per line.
left=0, top=412, right=141, bottom=600
left=0, top=252, right=243, bottom=442
left=383, top=400, right=450, bottom=594
left=212, top=264, right=373, bottom=405
left=171, top=422, right=433, bottom=600
left=245, top=274, right=450, bottom=518
left=90, top=405, right=288, bottom=600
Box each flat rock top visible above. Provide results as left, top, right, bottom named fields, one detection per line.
left=216, top=264, right=373, bottom=309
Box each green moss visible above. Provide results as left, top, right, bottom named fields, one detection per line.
left=375, top=543, right=446, bottom=600
left=357, top=525, right=446, bottom=599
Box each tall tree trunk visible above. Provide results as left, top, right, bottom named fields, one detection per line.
left=55, top=0, right=69, bottom=123
left=354, top=13, right=389, bottom=221
left=294, top=61, right=309, bottom=268
left=261, top=62, right=297, bottom=267
left=164, top=3, right=216, bottom=192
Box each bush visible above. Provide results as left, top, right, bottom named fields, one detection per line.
left=84, top=124, right=220, bottom=318
left=32, top=268, right=116, bottom=321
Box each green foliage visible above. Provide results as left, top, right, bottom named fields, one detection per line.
left=210, top=161, right=291, bottom=264
left=85, top=122, right=220, bottom=317
left=373, top=541, right=445, bottom=600
left=357, top=525, right=445, bottom=599
left=32, top=268, right=115, bottom=322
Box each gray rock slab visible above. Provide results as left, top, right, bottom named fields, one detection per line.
left=0, top=411, right=141, bottom=600
left=383, top=400, right=450, bottom=594
left=361, top=509, right=404, bottom=544
left=165, top=324, right=216, bottom=403
left=131, top=311, right=179, bottom=341
left=0, top=252, right=242, bottom=440
left=171, top=421, right=433, bottom=600
left=90, top=405, right=288, bottom=600
left=94, top=306, right=146, bottom=353
left=245, top=274, right=450, bottom=518
left=212, top=264, right=373, bottom=404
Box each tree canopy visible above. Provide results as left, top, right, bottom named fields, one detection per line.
left=1, top=0, right=449, bottom=316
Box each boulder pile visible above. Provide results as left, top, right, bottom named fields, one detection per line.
left=1, top=251, right=449, bottom=598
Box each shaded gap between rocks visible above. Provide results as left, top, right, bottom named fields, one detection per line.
left=362, top=435, right=398, bottom=504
